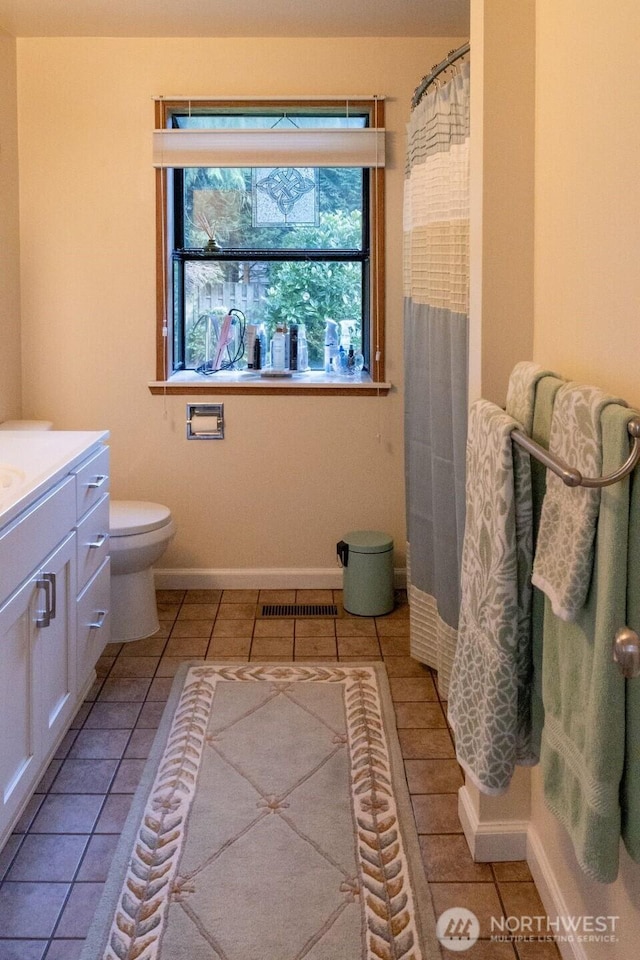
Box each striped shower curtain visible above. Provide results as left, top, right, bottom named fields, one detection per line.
left=403, top=61, right=470, bottom=696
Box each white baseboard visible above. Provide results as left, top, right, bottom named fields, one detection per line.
left=526, top=826, right=587, bottom=960
left=457, top=784, right=529, bottom=862
left=154, top=567, right=407, bottom=591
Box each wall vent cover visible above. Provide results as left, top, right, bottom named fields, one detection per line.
left=259, top=603, right=339, bottom=618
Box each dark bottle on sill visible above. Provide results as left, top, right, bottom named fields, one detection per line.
left=253, top=335, right=262, bottom=370
left=289, top=324, right=299, bottom=371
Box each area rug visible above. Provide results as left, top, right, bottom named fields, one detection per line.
left=81, top=663, right=440, bottom=960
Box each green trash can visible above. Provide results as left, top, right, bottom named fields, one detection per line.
left=336, top=530, right=394, bottom=616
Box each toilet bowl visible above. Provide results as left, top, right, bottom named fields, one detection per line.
left=110, top=500, right=176, bottom=642
left=0, top=419, right=176, bottom=644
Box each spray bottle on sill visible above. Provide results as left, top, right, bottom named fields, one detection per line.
left=324, top=319, right=339, bottom=374
left=271, top=325, right=286, bottom=372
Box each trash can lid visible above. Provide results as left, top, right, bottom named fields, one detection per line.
left=342, top=530, right=394, bottom=554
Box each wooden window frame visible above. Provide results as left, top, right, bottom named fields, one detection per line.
left=151, top=98, right=387, bottom=396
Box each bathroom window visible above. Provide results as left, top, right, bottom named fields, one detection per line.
left=153, top=99, right=386, bottom=394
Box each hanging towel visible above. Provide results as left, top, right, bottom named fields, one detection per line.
left=504, top=361, right=559, bottom=764
left=621, top=461, right=640, bottom=865
left=448, top=399, right=535, bottom=795
left=506, top=360, right=558, bottom=434
left=532, top=383, right=626, bottom=621
left=528, top=376, right=566, bottom=754
left=540, top=404, right=633, bottom=883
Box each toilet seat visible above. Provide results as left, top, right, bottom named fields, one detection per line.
left=110, top=500, right=172, bottom=537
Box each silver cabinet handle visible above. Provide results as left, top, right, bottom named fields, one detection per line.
left=89, top=610, right=107, bottom=629
left=87, top=533, right=108, bottom=549
left=35, top=573, right=56, bottom=627
left=86, top=475, right=108, bottom=490
left=613, top=627, right=640, bottom=679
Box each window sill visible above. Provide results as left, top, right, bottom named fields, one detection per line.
left=148, top=370, right=392, bottom=396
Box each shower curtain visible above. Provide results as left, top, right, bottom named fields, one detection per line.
left=403, top=60, right=470, bottom=697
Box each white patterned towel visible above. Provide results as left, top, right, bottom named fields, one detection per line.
left=448, top=400, right=535, bottom=795
left=531, top=383, right=626, bottom=621
left=506, top=361, right=558, bottom=433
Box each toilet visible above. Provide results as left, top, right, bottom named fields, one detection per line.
left=109, top=501, right=176, bottom=642
left=0, top=419, right=176, bottom=643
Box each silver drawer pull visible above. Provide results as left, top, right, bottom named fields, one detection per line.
left=85, top=474, right=108, bottom=489
left=89, top=610, right=107, bottom=629
left=87, top=533, right=108, bottom=549
left=35, top=576, right=53, bottom=628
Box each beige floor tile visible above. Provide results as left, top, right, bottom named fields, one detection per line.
left=497, top=882, right=546, bottom=921
left=118, top=637, right=167, bottom=657
left=249, top=654, right=292, bottom=662
left=444, top=942, right=516, bottom=959
left=336, top=618, right=377, bottom=637
left=389, top=676, right=438, bottom=701
left=294, top=637, right=337, bottom=657
left=376, top=619, right=410, bottom=637
left=339, top=656, right=382, bottom=662
left=222, top=589, right=260, bottom=604
left=379, top=637, right=411, bottom=657
left=251, top=638, right=294, bottom=657
left=156, top=657, right=204, bottom=677
left=420, top=835, right=493, bottom=882
left=515, top=941, right=562, bottom=958
left=404, top=758, right=463, bottom=793
left=164, top=637, right=209, bottom=657
left=296, top=589, right=334, bottom=603
left=337, top=637, right=381, bottom=657
left=169, top=620, right=213, bottom=639
left=185, top=589, right=222, bottom=604
left=155, top=589, right=185, bottom=603
left=491, top=861, right=533, bottom=883
left=399, top=728, right=455, bottom=759
left=146, top=677, right=174, bottom=701
left=253, top=619, right=295, bottom=638
left=178, top=603, right=219, bottom=620
left=109, top=657, right=159, bottom=679
left=208, top=637, right=252, bottom=658
left=412, top=793, right=462, bottom=833
left=259, top=589, right=296, bottom=603
left=216, top=603, right=258, bottom=620
left=294, top=619, right=336, bottom=637
left=212, top=620, right=254, bottom=638
left=429, top=881, right=505, bottom=939
left=295, top=657, right=337, bottom=662
left=157, top=602, right=180, bottom=622
left=384, top=657, right=433, bottom=678
left=393, top=702, right=447, bottom=728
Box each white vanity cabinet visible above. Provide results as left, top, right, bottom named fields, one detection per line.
left=0, top=433, right=109, bottom=847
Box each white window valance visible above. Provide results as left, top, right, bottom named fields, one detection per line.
left=152, top=128, right=386, bottom=169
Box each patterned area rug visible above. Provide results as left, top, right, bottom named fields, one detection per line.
left=81, top=663, right=440, bottom=960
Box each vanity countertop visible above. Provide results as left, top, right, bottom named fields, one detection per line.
left=0, top=430, right=109, bottom=528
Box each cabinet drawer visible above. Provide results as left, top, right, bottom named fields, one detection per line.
left=77, top=558, right=110, bottom=689
left=76, top=495, right=109, bottom=592
left=74, top=445, right=109, bottom=520
left=0, top=476, right=76, bottom=603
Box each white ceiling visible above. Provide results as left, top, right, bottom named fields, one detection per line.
left=0, top=0, right=469, bottom=39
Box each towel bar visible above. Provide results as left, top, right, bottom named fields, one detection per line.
left=511, top=416, right=640, bottom=488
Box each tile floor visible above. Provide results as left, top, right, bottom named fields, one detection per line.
left=0, top=589, right=561, bottom=960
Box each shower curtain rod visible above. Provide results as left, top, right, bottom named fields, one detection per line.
left=411, top=41, right=470, bottom=108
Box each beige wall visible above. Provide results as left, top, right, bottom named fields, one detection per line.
left=469, top=0, right=535, bottom=405
left=531, top=2, right=640, bottom=954
left=16, top=36, right=464, bottom=575
left=0, top=29, right=22, bottom=422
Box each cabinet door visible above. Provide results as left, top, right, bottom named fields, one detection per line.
left=35, top=532, right=77, bottom=759
left=76, top=557, right=110, bottom=693
left=0, top=578, right=41, bottom=840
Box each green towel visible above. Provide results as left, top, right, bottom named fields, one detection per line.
left=530, top=376, right=565, bottom=752
left=621, top=462, right=640, bottom=863
left=539, top=404, right=632, bottom=883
